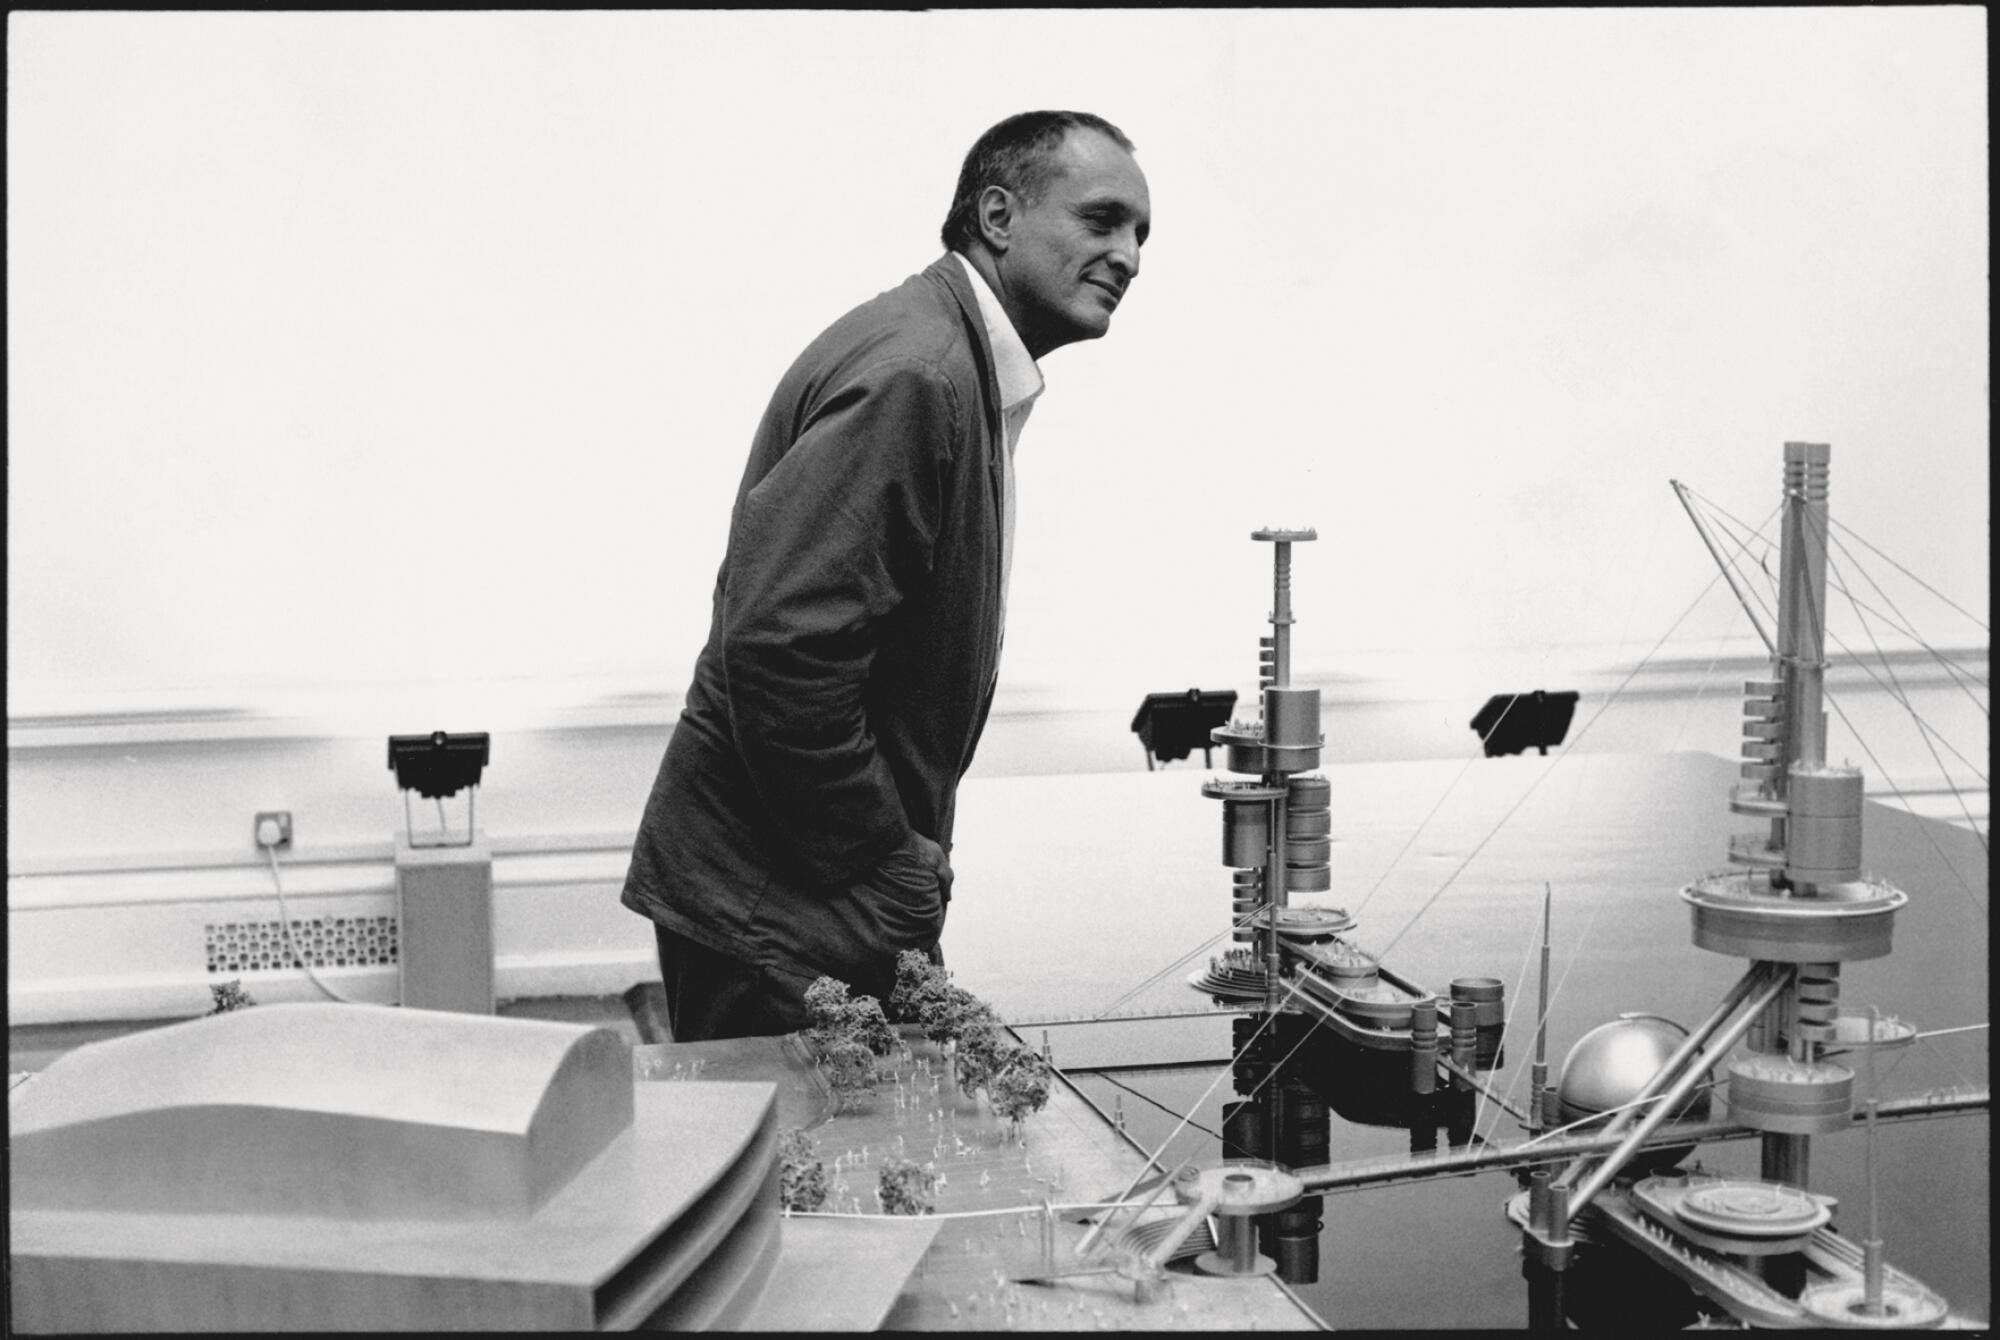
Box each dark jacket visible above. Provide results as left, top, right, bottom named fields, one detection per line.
left=622, top=254, right=1007, bottom=999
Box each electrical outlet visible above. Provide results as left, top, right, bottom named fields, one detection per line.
left=254, top=811, right=293, bottom=850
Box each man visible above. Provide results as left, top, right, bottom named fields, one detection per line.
left=622, top=110, right=1150, bottom=1041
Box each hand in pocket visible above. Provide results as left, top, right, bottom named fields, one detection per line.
left=878, top=830, right=953, bottom=905
left=858, top=831, right=948, bottom=949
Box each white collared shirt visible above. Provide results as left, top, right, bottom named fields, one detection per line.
left=953, top=252, right=1044, bottom=648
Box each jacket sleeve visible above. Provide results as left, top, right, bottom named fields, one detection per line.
left=718, top=355, right=960, bottom=886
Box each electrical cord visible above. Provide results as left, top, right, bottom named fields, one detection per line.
left=263, top=836, right=365, bottom=1004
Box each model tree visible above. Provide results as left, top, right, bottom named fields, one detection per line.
left=889, top=949, right=950, bottom=1024
left=825, top=1037, right=882, bottom=1111
left=886, top=951, right=991, bottom=1042
left=803, top=976, right=898, bottom=1057
left=877, top=1157, right=936, bottom=1216
left=803, top=975, right=899, bottom=1109
left=882, top=953, right=1052, bottom=1125
left=778, top=1127, right=830, bottom=1213
left=952, top=1019, right=1004, bottom=1094
left=988, top=1048, right=1053, bottom=1131
left=207, top=980, right=257, bottom=1014
left=930, top=984, right=997, bottom=1046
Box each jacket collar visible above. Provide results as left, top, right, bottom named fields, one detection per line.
left=928, top=252, right=1004, bottom=433
left=950, top=252, right=1044, bottom=416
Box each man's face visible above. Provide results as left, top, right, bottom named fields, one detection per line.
left=991, top=129, right=1150, bottom=359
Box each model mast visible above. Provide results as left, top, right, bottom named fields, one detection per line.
left=1517, top=442, right=1946, bottom=1328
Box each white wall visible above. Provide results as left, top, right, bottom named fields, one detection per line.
left=7, top=9, right=1987, bottom=725
left=7, top=12, right=1988, bottom=1022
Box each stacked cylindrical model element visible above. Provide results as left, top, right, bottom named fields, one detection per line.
left=1204, top=528, right=1321, bottom=991
left=1285, top=774, right=1332, bottom=893
left=1269, top=534, right=1295, bottom=687
left=1232, top=868, right=1262, bottom=945
left=1216, top=1199, right=1261, bottom=1274
left=1776, top=442, right=1832, bottom=784
left=1792, top=964, right=1841, bottom=1050
left=1263, top=687, right=1319, bottom=747
left=1450, top=977, right=1506, bottom=1029
left=1784, top=766, right=1864, bottom=887
left=1451, top=1000, right=1479, bottom=1091
left=1410, top=998, right=1439, bottom=1096
left=1728, top=1055, right=1855, bottom=1135
left=1224, top=797, right=1271, bottom=871
left=1739, top=679, right=1786, bottom=788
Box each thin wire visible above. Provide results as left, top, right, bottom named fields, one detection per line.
left=1351, top=755, right=1480, bottom=921
left=1510, top=1076, right=1729, bottom=1154
left=1090, top=1072, right=1226, bottom=1143
left=1677, top=484, right=1781, bottom=561
left=1829, top=595, right=1992, bottom=699
left=1680, top=490, right=1785, bottom=637
left=1820, top=647, right=1989, bottom=850
left=1659, top=493, right=1773, bottom=754
left=1824, top=629, right=1992, bottom=779
left=1354, top=638, right=1560, bottom=926
left=1665, top=612, right=1741, bottom=755
left=1226, top=979, right=1344, bottom=1111
left=1824, top=626, right=1990, bottom=790
left=1824, top=521, right=1990, bottom=731
left=1820, top=515, right=1989, bottom=791
left=1680, top=496, right=1990, bottom=878
left=1697, top=491, right=1986, bottom=718
left=1540, top=894, right=1607, bottom=1037
left=1083, top=1000, right=1293, bottom=1240
left=1702, top=518, right=1783, bottom=639
left=1089, top=899, right=1272, bottom=1021
left=789, top=1200, right=1176, bottom=1223
left=1708, top=504, right=1988, bottom=817
left=1897, top=1031, right=1981, bottom=1098
left=1443, top=1059, right=1529, bottom=1125
left=1471, top=899, right=1552, bottom=1144
left=1863, top=1016, right=1991, bottom=1097
left=1370, top=563, right=1732, bottom=963
left=1348, top=619, right=1571, bottom=927
left=1708, top=487, right=1989, bottom=704
left=1804, top=506, right=1990, bottom=864
left=1821, top=565, right=1992, bottom=703
left=266, top=845, right=364, bottom=1004
left=1484, top=889, right=1610, bottom=1139
left=1089, top=903, right=1269, bottom=1020
left=1820, top=688, right=1989, bottom=909
left=1864, top=1032, right=1992, bottom=1104
left=1096, top=928, right=1355, bottom=1154
left=1829, top=514, right=1989, bottom=633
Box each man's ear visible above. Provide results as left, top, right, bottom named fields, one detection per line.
left=975, top=184, right=1015, bottom=254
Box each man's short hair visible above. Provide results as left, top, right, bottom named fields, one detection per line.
left=941, top=111, right=1135, bottom=253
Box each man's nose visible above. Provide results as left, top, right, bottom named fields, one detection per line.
left=1107, top=228, right=1141, bottom=280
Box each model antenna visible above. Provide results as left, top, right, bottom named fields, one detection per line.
left=1672, top=480, right=1776, bottom=654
